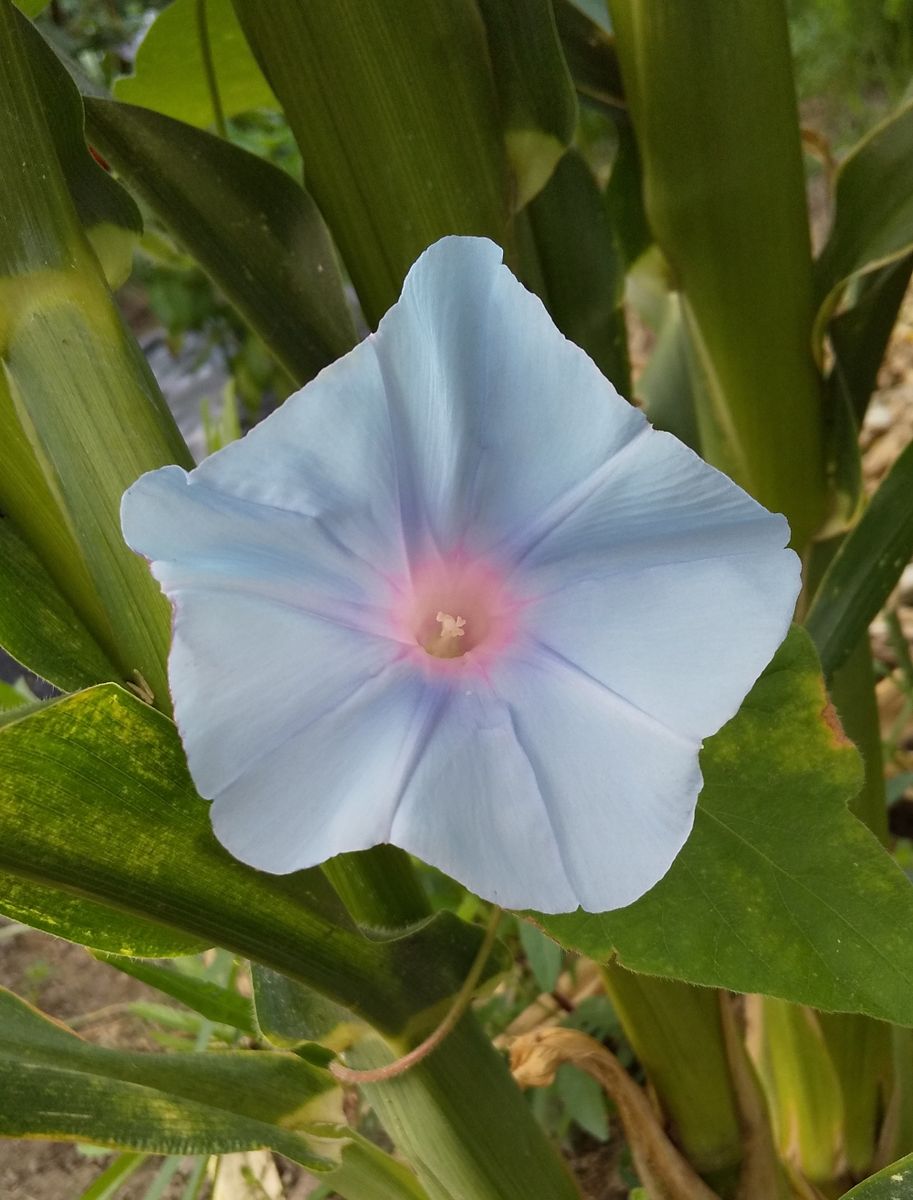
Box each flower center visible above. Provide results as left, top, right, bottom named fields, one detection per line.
left=393, top=552, right=520, bottom=670
left=424, top=611, right=468, bottom=659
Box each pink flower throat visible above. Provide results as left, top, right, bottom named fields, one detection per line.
left=392, top=553, right=522, bottom=672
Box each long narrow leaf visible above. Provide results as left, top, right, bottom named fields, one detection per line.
left=815, top=99, right=913, bottom=349
left=478, top=0, right=577, bottom=209
left=84, top=97, right=357, bottom=385
left=94, top=954, right=257, bottom=1035
left=0, top=2, right=192, bottom=706
left=0, top=515, right=116, bottom=692
left=806, top=437, right=913, bottom=677
left=232, top=0, right=508, bottom=324
left=0, top=987, right=336, bottom=1170
left=609, top=0, right=826, bottom=547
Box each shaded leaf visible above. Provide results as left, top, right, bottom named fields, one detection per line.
left=233, top=0, right=507, bottom=324
left=113, top=0, right=276, bottom=127
left=539, top=629, right=913, bottom=1026
left=0, top=685, right=504, bottom=1037
left=11, top=5, right=142, bottom=287
left=0, top=514, right=116, bottom=692
left=251, top=965, right=362, bottom=1056
left=524, top=147, right=629, bottom=391
left=815, top=99, right=913, bottom=349
left=478, top=0, right=577, bottom=209
left=84, top=97, right=356, bottom=385
left=829, top=254, right=913, bottom=426
left=553, top=0, right=623, bottom=114
left=518, top=921, right=563, bottom=994
left=806, top=437, right=913, bottom=677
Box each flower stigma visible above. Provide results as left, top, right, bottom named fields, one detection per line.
left=425, top=611, right=467, bottom=658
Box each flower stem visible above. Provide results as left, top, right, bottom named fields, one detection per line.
left=331, top=906, right=502, bottom=1085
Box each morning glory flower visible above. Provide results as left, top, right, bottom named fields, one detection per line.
left=122, top=236, right=799, bottom=914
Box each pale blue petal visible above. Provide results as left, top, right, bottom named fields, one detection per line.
left=488, top=649, right=701, bottom=912
left=168, top=337, right=409, bottom=579
left=372, top=236, right=646, bottom=554
left=518, top=433, right=801, bottom=742
left=122, top=466, right=397, bottom=639
left=516, top=429, right=794, bottom=576
left=167, top=587, right=404, bottom=803
left=526, top=553, right=798, bottom=745
left=389, top=687, right=578, bottom=912
left=210, top=662, right=431, bottom=875
left=385, top=645, right=699, bottom=912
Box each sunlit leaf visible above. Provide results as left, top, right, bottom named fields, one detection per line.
left=0, top=0, right=192, bottom=707
left=611, top=0, right=826, bottom=548
left=113, top=0, right=276, bottom=128
left=838, top=1153, right=913, bottom=1198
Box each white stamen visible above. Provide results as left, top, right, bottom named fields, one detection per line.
left=436, top=611, right=466, bottom=640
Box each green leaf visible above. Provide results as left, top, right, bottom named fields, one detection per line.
left=0, top=682, right=27, bottom=711
left=523, top=148, right=629, bottom=392
left=76, top=1153, right=146, bottom=1200
left=0, top=514, right=117, bottom=692
left=0, top=685, right=504, bottom=1038
left=0, top=986, right=336, bottom=1170
left=539, top=628, right=913, bottom=1025
left=518, top=921, right=563, bottom=994
left=839, top=1154, right=913, bottom=1198
left=829, top=254, right=913, bottom=426
left=555, top=1063, right=609, bottom=1142
left=552, top=0, right=623, bottom=115
left=17, top=9, right=142, bottom=288
left=83, top=97, right=356, bottom=386
left=0, top=0, right=193, bottom=708
left=751, top=999, right=844, bottom=1184
left=635, top=294, right=700, bottom=452
left=815, top=99, right=913, bottom=349
left=94, top=955, right=257, bottom=1035
left=610, top=0, right=826, bottom=548
left=251, top=965, right=363, bottom=1055
left=350, top=1020, right=582, bottom=1200
left=232, top=0, right=508, bottom=325
left=113, top=0, right=276, bottom=128
left=477, top=0, right=577, bottom=209
left=0, top=869, right=207, bottom=958
left=806, top=437, right=913, bottom=678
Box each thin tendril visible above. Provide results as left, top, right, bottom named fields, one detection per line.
left=196, top=0, right=227, bottom=138
left=330, top=906, right=503, bottom=1085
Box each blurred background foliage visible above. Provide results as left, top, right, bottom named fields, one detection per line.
left=29, top=0, right=913, bottom=440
